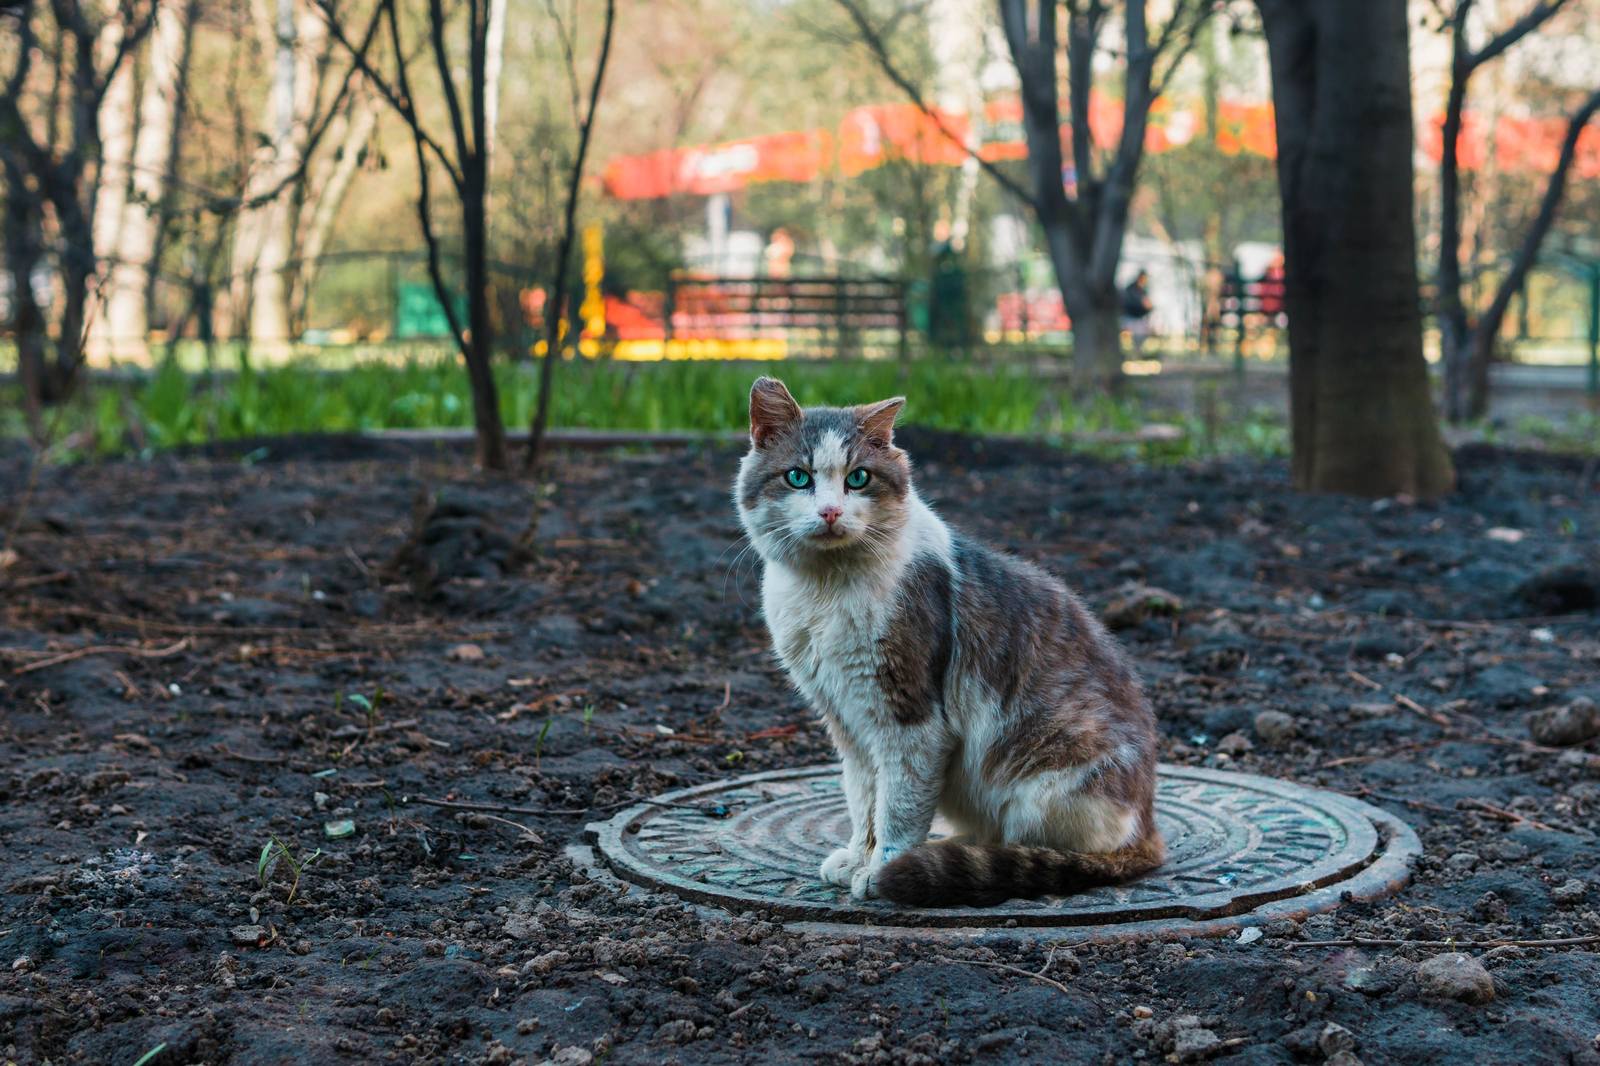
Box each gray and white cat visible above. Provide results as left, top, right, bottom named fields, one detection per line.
left=734, top=377, right=1163, bottom=906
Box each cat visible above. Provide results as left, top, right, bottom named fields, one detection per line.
left=734, top=377, right=1163, bottom=907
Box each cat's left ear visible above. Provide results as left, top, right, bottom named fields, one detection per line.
left=857, top=396, right=905, bottom=448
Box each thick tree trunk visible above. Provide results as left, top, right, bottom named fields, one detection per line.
left=1258, top=0, right=1454, bottom=498
left=1067, top=288, right=1123, bottom=391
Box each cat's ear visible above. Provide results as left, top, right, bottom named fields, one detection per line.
left=750, top=377, right=802, bottom=448
left=857, top=396, right=905, bottom=448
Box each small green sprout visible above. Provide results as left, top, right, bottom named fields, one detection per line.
left=257, top=835, right=323, bottom=904
left=535, top=716, right=554, bottom=769
left=132, top=1044, right=168, bottom=1066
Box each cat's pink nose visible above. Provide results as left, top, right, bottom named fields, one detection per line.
left=819, top=505, right=843, bottom=526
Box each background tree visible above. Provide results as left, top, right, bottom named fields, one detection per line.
left=227, top=0, right=384, bottom=354
left=0, top=0, right=157, bottom=429
left=1433, top=0, right=1600, bottom=422
left=88, top=0, right=196, bottom=361
left=1255, top=0, right=1454, bottom=498
left=524, top=0, right=617, bottom=475
left=320, top=0, right=512, bottom=469
left=839, top=0, right=1211, bottom=391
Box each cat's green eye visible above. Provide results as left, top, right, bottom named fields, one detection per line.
left=784, top=468, right=812, bottom=489
left=845, top=468, right=871, bottom=489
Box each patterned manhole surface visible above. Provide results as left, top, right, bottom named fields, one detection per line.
left=586, top=764, right=1419, bottom=934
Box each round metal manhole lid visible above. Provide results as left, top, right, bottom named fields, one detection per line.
left=586, top=764, right=1419, bottom=935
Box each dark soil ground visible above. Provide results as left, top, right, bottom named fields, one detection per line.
left=2, top=433, right=1599, bottom=1066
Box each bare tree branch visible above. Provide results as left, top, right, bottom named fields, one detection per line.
left=429, top=0, right=475, bottom=170
left=832, top=0, right=1038, bottom=209
left=541, top=0, right=584, bottom=126
left=314, top=0, right=465, bottom=192
left=1468, top=0, right=1568, bottom=69
left=525, top=0, right=618, bottom=473
left=1477, top=88, right=1600, bottom=343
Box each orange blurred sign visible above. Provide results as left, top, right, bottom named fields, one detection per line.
left=602, top=129, right=832, bottom=199
left=603, top=93, right=1594, bottom=200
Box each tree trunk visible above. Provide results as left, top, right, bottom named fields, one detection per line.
left=292, top=88, right=380, bottom=329
left=85, top=17, right=139, bottom=361
left=462, top=163, right=509, bottom=472
left=1440, top=309, right=1473, bottom=424
left=4, top=170, right=51, bottom=432
left=1437, top=42, right=1471, bottom=424
left=1467, top=325, right=1494, bottom=417
left=101, top=0, right=190, bottom=362
left=1257, top=0, right=1454, bottom=498
left=1067, top=287, right=1123, bottom=391
left=229, top=0, right=324, bottom=354
left=149, top=0, right=197, bottom=328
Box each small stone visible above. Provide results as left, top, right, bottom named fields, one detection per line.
left=1102, top=584, right=1184, bottom=629
left=1415, top=952, right=1495, bottom=1004
left=1326, top=1054, right=1365, bottom=1066
left=543, top=1048, right=592, bottom=1066
left=447, top=643, right=486, bottom=662
left=1132, top=1005, right=1154, bottom=1019
left=1279, top=1026, right=1321, bottom=1058
left=1217, top=732, right=1254, bottom=755
left=503, top=914, right=543, bottom=940
left=1318, top=1023, right=1356, bottom=1056
left=974, top=1029, right=1024, bottom=1053
left=323, top=819, right=356, bottom=839
left=229, top=925, right=269, bottom=947
left=312, top=791, right=330, bottom=811
left=1445, top=852, right=1479, bottom=872
left=1236, top=927, right=1263, bottom=945
left=1253, top=710, right=1298, bottom=744
left=654, top=1019, right=698, bottom=1045
left=1349, top=702, right=1392, bottom=719
left=11, top=956, right=33, bottom=973
left=525, top=950, right=570, bottom=975
left=1172, top=1027, right=1223, bottom=1061
left=1528, top=698, right=1600, bottom=747
left=1343, top=967, right=1393, bottom=995
left=1551, top=878, right=1588, bottom=905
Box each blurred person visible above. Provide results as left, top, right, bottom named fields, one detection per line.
left=1121, top=269, right=1154, bottom=356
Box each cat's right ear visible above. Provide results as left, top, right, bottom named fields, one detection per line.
left=749, top=377, right=802, bottom=449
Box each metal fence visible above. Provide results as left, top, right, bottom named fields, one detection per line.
left=4, top=244, right=1594, bottom=377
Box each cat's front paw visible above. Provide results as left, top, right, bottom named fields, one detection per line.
left=820, top=846, right=863, bottom=887
left=850, top=846, right=901, bottom=900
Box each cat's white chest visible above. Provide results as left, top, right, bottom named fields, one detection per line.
left=763, top=566, right=887, bottom=720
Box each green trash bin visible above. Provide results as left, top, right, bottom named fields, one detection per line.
left=395, top=282, right=467, bottom=339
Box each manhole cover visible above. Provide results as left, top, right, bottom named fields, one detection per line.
left=586, top=764, right=1419, bottom=938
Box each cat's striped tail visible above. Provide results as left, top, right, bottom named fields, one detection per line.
left=875, top=832, right=1165, bottom=908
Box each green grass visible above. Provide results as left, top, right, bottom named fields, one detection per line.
left=3, top=352, right=1293, bottom=462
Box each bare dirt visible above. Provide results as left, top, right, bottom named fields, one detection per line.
left=2, top=433, right=1598, bottom=1065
